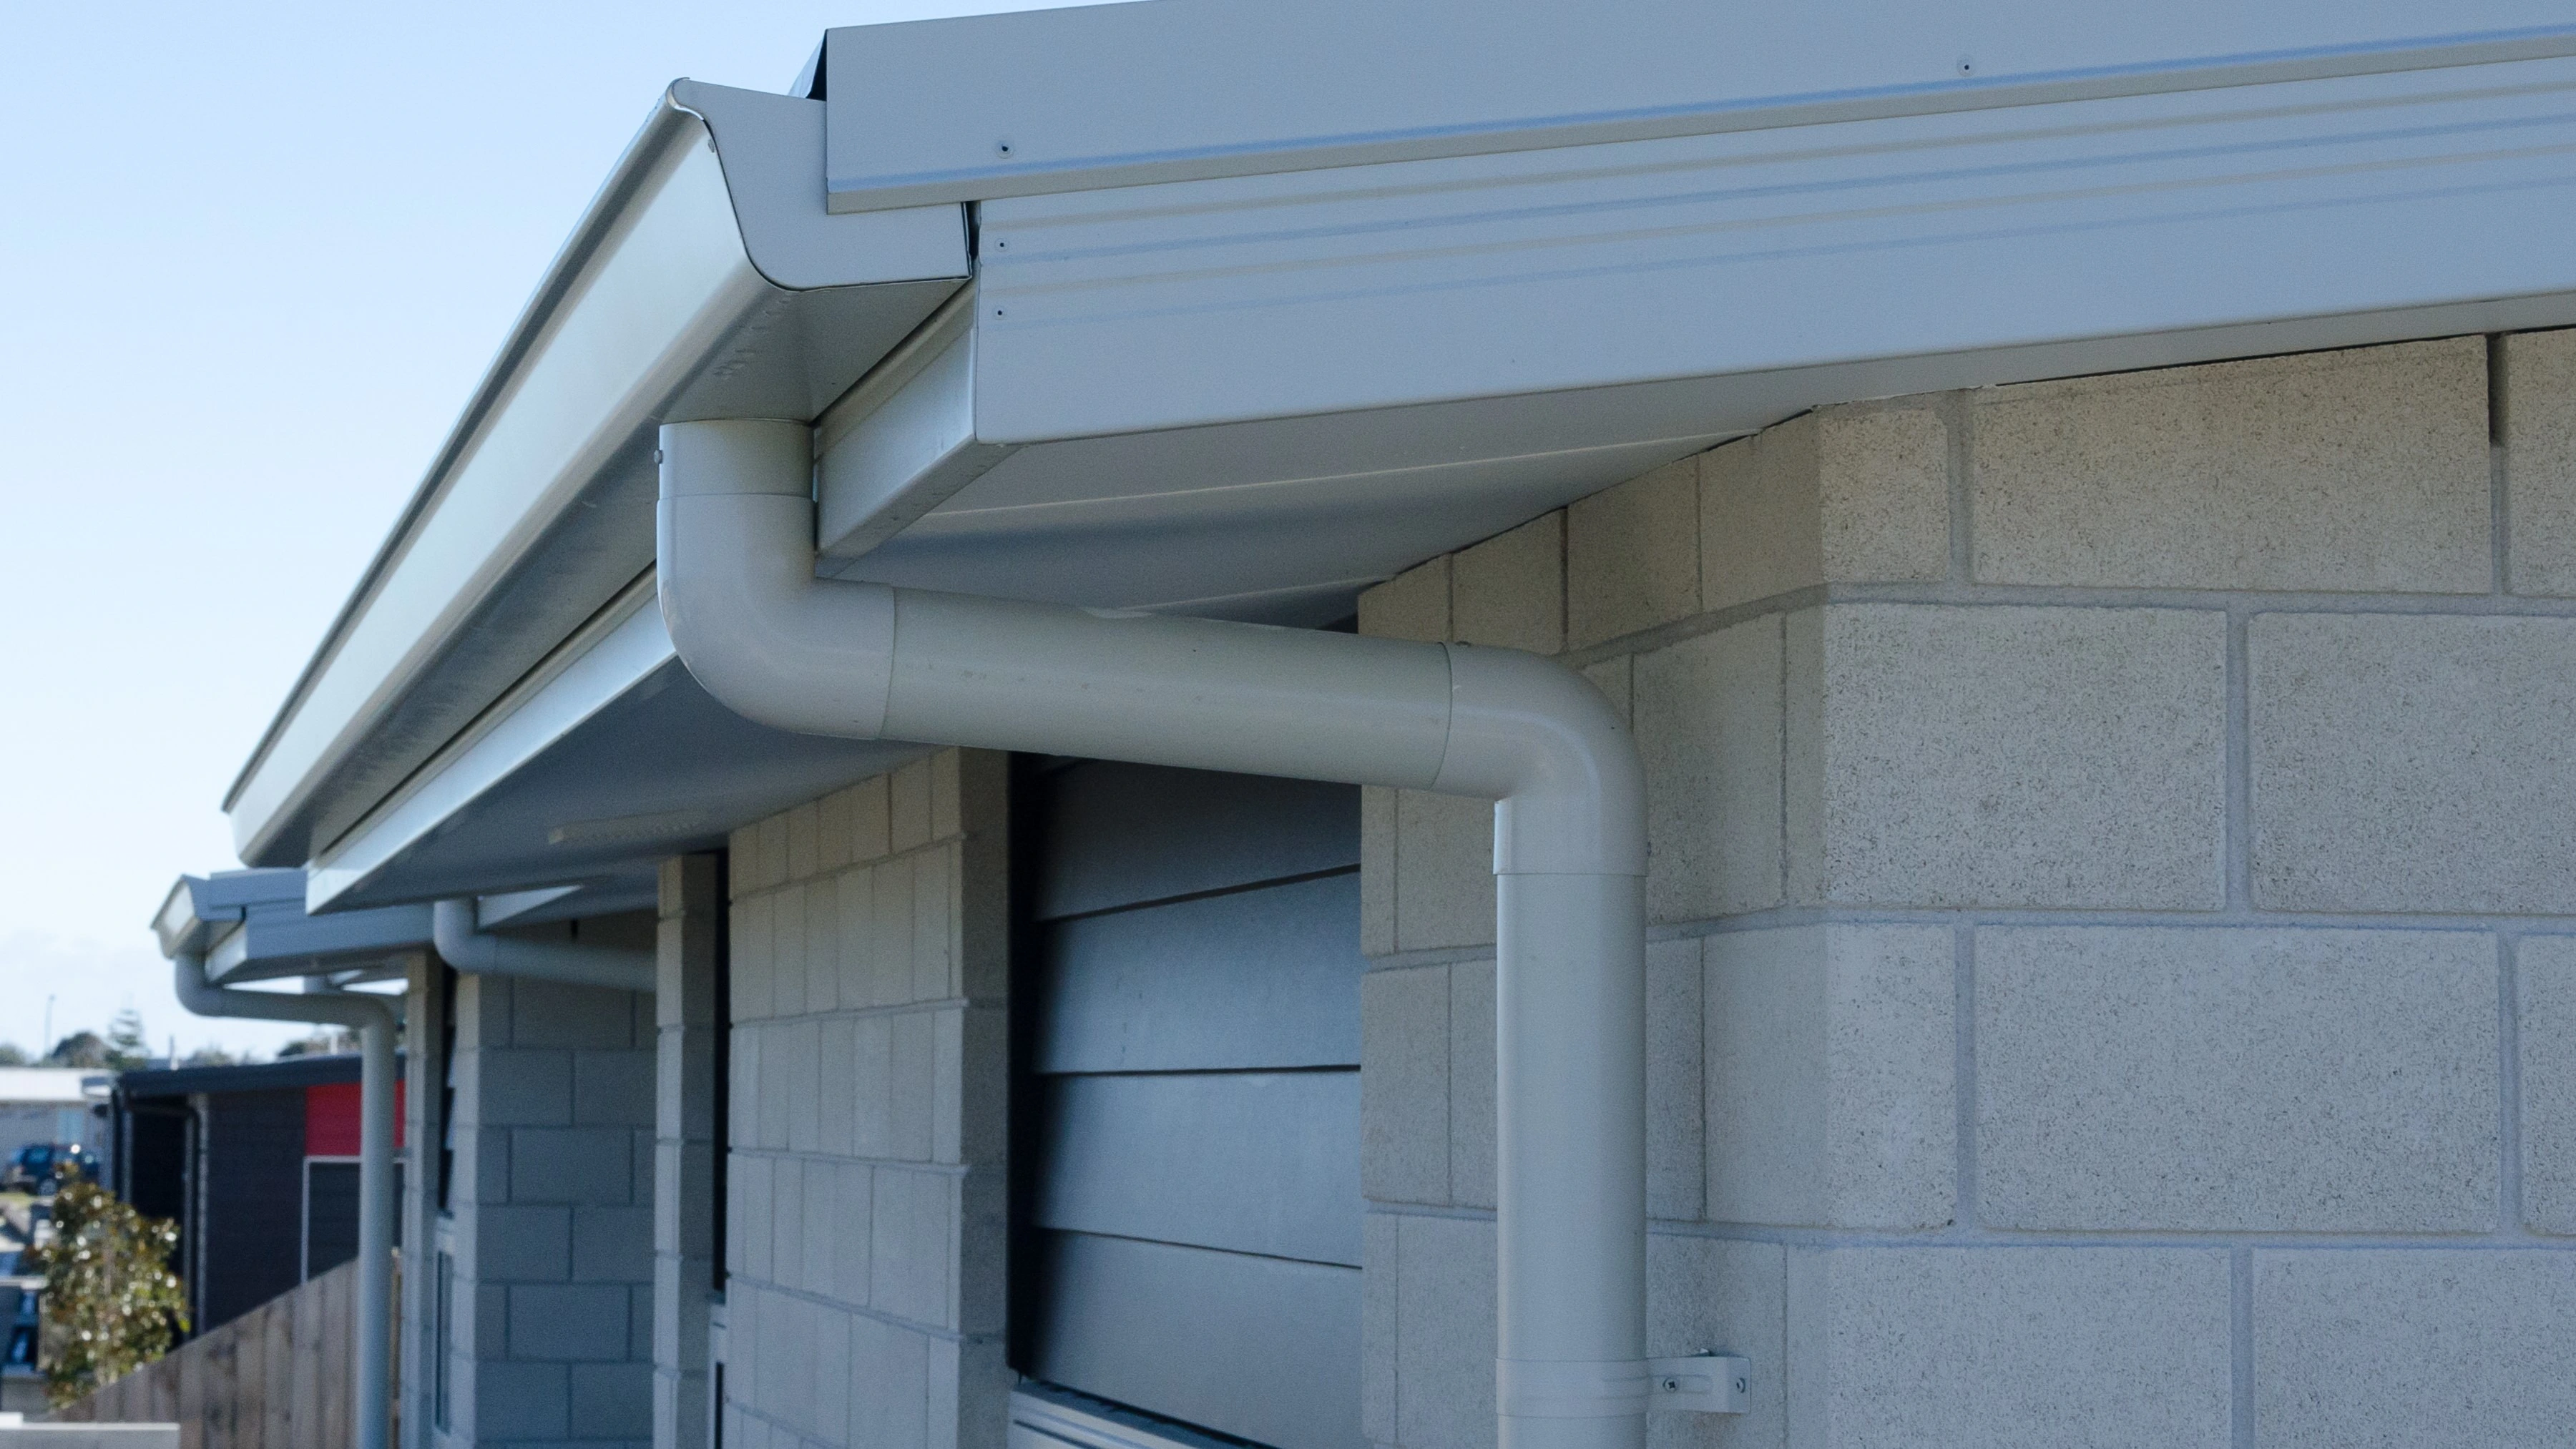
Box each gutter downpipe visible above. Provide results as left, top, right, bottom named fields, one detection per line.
left=172, top=953, right=396, bottom=1449
left=430, top=900, right=657, bottom=994
left=657, top=419, right=1651, bottom=1448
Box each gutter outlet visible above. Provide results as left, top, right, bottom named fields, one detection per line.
left=431, top=900, right=656, bottom=994
left=172, top=954, right=397, bottom=1449
left=659, top=418, right=1652, bottom=1448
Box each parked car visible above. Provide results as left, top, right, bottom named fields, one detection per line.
left=0, top=1144, right=93, bottom=1195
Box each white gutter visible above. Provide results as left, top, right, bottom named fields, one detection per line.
left=658, top=419, right=1652, bottom=1443
left=430, top=899, right=655, bottom=993
left=170, top=956, right=396, bottom=1449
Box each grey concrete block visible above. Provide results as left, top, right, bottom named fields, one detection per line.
left=571, top=1204, right=655, bottom=1284
left=737, top=1155, right=773, bottom=1284
left=1394, top=790, right=1495, bottom=951
left=574, top=1049, right=655, bottom=1129
left=802, top=1162, right=837, bottom=1302
left=819, top=1018, right=857, bottom=1159
left=1570, top=456, right=1702, bottom=649
left=805, top=878, right=845, bottom=1015
left=1701, top=403, right=1951, bottom=611
left=476, top=1360, right=571, bottom=1441
left=1647, top=939, right=1706, bottom=1224
left=2256, top=1249, right=2576, bottom=1448
left=511, top=1127, right=634, bottom=1207
left=957, top=1166, right=1009, bottom=1335
left=1706, top=925, right=1956, bottom=1229
left=891, top=1008, right=938, bottom=1162
left=946, top=1006, right=1009, bottom=1169
left=1358, top=556, right=1451, bottom=643
left=1362, top=966, right=1450, bottom=1205
left=1646, top=1234, right=1785, bottom=1449
left=891, top=757, right=935, bottom=853
left=569, top=1362, right=655, bottom=1440
left=914, top=845, right=957, bottom=1002
left=848, top=1313, right=931, bottom=1449
left=773, top=883, right=811, bottom=1018
left=785, top=801, right=821, bottom=885
left=816, top=787, right=857, bottom=876
left=851, top=1016, right=895, bottom=1161
left=474, top=1204, right=572, bottom=1283
left=657, top=1028, right=715, bottom=1144
left=1789, top=1246, right=2231, bottom=1449
left=833, top=1161, right=875, bottom=1307
left=654, top=1139, right=716, bottom=1259
left=2507, top=330, right=2576, bottom=596
left=811, top=1305, right=853, bottom=1444
left=1974, top=338, right=2489, bottom=591
left=514, top=977, right=644, bottom=1051
left=732, top=893, right=773, bottom=1024
left=1454, top=510, right=1566, bottom=654
left=871, top=858, right=919, bottom=1008
left=474, top=1050, right=573, bottom=1128
left=1582, top=654, right=1631, bottom=724
left=1449, top=961, right=1496, bottom=1211
left=756, top=1026, right=793, bottom=1154
left=2251, top=613, right=2576, bottom=913
left=828, top=868, right=874, bottom=1011
left=1788, top=604, right=2227, bottom=908
left=1362, top=786, right=1396, bottom=960
left=1394, top=1214, right=1495, bottom=1449
left=870, top=1168, right=954, bottom=1330
left=510, top=1282, right=632, bottom=1361
left=773, top=1158, right=807, bottom=1295
left=2519, top=937, right=2576, bottom=1234
left=1361, top=1215, right=1399, bottom=1444
left=785, top=1023, right=823, bottom=1156
left=1635, top=617, right=1786, bottom=922
left=1978, top=926, right=2499, bottom=1232
left=652, top=1252, right=710, bottom=1369
left=846, top=775, right=893, bottom=867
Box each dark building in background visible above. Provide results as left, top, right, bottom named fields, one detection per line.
left=112, top=1055, right=405, bottom=1335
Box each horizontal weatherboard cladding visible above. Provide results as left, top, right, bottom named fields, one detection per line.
left=1020, top=760, right=1364, bottom=1449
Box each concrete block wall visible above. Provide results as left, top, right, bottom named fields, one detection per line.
left=717, top=751, right=1011, bottom=1449
left=1358, top=332, right=2576, bottom=1448
left=438, top=950, right=659, bottom=1449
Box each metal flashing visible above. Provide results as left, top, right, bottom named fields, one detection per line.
left=823, top=1, right=2576, bottom=211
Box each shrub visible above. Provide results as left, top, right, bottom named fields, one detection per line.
left=24, top=1179, right=187, bottom=1407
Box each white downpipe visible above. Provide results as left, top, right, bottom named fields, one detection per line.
left=430, top=900, right=656, bottom=993
left=657, top=418, right=1652, bottom=1448
left=172, top=953, right=396, bottom=1449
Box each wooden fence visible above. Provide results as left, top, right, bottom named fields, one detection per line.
left=49, top=1257, right=394, bottom=1449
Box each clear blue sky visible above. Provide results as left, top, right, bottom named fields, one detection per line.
left=0, top=0, right=1077, bottom=1058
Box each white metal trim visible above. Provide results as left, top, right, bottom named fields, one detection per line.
left=303, top=584, right=673, bottom=912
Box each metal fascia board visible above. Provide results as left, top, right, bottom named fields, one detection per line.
left=823, top=0, right=2576, bottom=210
left=302, top=582, right=676, bottom=913
left=816, top=296, right=1017, bottom=561
left=969, top=53, right=2576, bottom=443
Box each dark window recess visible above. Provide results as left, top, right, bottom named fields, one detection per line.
left=436, top=966, right=458, bottom=1213
left=712, top=849, right=732, bottom=1296
left=433, top=1251, right=454, bottom=1432
left=1012, top=759, right=1366, bottom=1449
left=303, top=1159, right=403, bottom=1281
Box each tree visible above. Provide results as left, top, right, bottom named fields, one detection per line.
left=102, top=1011, right=150, bottom=1071
left=23, top=1180, right=187, bottom=1406
left=178, top=1046, right=244, bottom=1068
left=0, top=1044, right=29, bottom=1066
left=44, top=1033, right=107, bottom=1069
